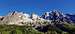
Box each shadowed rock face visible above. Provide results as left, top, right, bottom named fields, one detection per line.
left=41, top=10, right=75, bottom=24
left=0, top=16, right=4, bottom=21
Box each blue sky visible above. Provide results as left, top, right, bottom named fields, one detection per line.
left=0, top=0, right=75, bottom=16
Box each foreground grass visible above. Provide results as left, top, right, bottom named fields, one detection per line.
left=0, top=23, right=75, bottom=34
left=0, top=25, right=44, bottom=34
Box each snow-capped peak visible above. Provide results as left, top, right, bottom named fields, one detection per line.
left=23, top=13, right=30, bottom=18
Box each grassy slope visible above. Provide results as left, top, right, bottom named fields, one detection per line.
left=0, top=21, right=75, bottom=34
left=0, top=24, right=73, bottom=34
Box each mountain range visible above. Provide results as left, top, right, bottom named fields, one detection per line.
left=0, top=10, right=75, bottom=34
